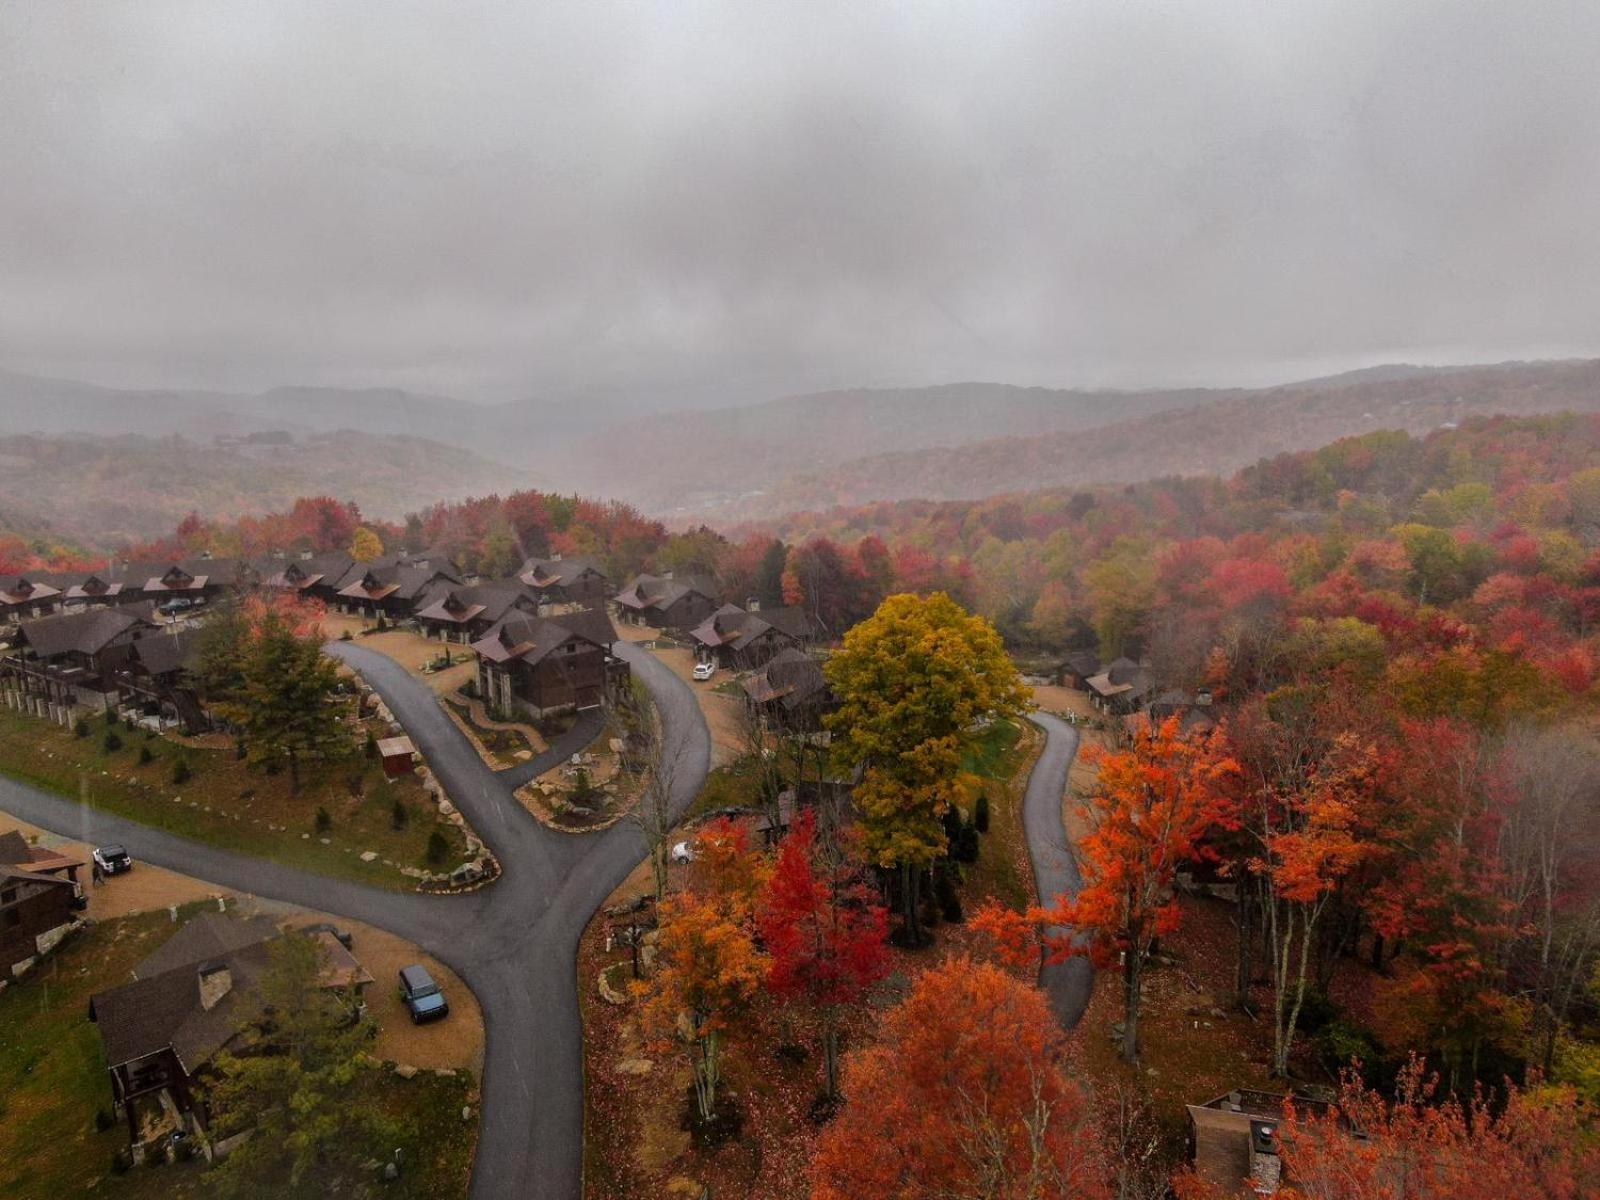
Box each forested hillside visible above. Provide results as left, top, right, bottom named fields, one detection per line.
left=0, top=430, right=531, bottom=545
left=678, top=359, right=1600, bottom=521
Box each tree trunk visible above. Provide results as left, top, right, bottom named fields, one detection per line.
left=822, top=1012, right=841, bottom=1101
left=1234, top=878, right=1255, bottom=1012
left=288, top=749, right=300, bottom=796
left=900, top=861, right=922, bottom=946
left=1122, top=945, right=1142, bottom=1063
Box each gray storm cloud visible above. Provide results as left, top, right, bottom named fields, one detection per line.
left=2, top=0, right=1599, bottom=404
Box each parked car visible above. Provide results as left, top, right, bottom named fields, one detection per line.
left=398, top=964, right=450, bottom=1024
left=670, top=839, right=698, bottom=865
left=93, top=844, right=133, bottom=875
left=692, top=661, right=716, bottom=681
left=158, top=598, right=196, bottom=616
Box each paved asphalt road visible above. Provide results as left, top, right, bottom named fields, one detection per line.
left=1022, top=712, right=1095, bottom=1029
left=1, top=643, right=1085, bottom=1196
left=0, top=637, right=708, bottom=1200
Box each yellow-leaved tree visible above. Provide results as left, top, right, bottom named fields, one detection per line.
left=824, top=592, right=1026, bottom=946
left=349, top=526, right=384, bottom=561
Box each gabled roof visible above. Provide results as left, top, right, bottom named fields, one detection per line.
left=15, top=606, right=158, bottom=658
left=614, top=573, right=716, bottom=613
left=0, top=830, right=82, bottom=877
left=263, top=550, right=354, bottom=592
left=471, top=607, right=619, bottom=666
left=0, top=575, right=63, bottom=607
left=128, top=628, right=201, bottom=677
left=518, top=556, right=606, bottom=589
left=133, top=913, right=281, bottom=979
left=92, top=914, right=374, bottom=1072
left=690, top=603, right=807, bottom=653
left=414, top=582, right=533, bottom=627
left=741, top=647, right=831, bottom=711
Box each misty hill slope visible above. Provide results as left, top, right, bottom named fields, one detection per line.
left=0, top=430, right=531, bottom=546
left=682, top=359, right=1600, bottom=522
left=568, top=381, right=1241, bottom=511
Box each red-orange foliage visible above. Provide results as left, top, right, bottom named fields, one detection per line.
left=810, top=956, right=1108, bottom=1200
left=1178, top=1057, right=1600, bottom=1199
left=976, top=716, right=1236, bottom=1061
left=758, top=812, right=890, bottom=1099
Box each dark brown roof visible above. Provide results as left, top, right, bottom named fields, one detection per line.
left=133, top=913, right=280, bottom=980
left=0, top=576, right=63, bottom=607
left=16, top=606, right=158, bottom=658
left=127, top=628, right=201, bottom=677
left=518, top=556, right=606, bottom=589
left=415, top=582, right=533, bottom=626
left=471, top=607, right=618, bottom=666
left=615, top=573, right=716, bottom=613
left=742, top=648, right=830, bottom=711
left=93, top=939, right=274, bottom=1071
left=0, top=829, right=81, bottom=875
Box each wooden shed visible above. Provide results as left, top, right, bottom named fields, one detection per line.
left=376, top=735, right=417, bottom=778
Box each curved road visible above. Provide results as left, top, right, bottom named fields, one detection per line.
left=1022, top=712, right=1095, bottom=1028
left=1, top=647, right=1085, bottom=1195
left=0, top=637, right=709, bottom=1200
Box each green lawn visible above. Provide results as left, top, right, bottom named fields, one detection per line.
left=0, top=906, right=475, bottom=1200
left=960, top=718, right=1037, bottom=911
left=0, top=707, right=467, bottom=890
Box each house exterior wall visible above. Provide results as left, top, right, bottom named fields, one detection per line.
left=1, top=877, right=76, bottom=971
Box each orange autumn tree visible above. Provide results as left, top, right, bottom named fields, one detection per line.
left=977, top=716, right=1237, bottom=1062
left=1176, top=1057, right=1600, bottom=1200
left=810, top=956, right=1108, bottom=1200
left=634, top=889, right=765, bottom=1129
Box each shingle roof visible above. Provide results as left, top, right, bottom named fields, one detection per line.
left=742, top=648, right=830, bottom=711
left=0, top=576, right=63, bottom=607
left=471, top=606, right=619, bottom=666
left=518, top=556, right=606, bottom=589
left=128, top=628, right=201, bottom=677
left=16, top=606, right=158, bottom=658
left=132, top=913, right=280, bottom=980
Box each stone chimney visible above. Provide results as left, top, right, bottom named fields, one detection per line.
left=747, top=595, right=761, bottom=613
left=198, top=961, right=233, bottom=1012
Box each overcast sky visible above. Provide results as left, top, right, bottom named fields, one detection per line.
left=3, top=1, right=1599, bottom=407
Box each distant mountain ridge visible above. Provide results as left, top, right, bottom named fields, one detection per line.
left=669, top=359, right=1600, bottom=523
left=0, top=429, right=532, bottom=546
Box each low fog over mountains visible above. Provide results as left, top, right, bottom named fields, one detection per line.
left=4, top=359, right=1599, bottom=541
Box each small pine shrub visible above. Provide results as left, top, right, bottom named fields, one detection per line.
left=426, top=830, right=449, bottom=866
left=94, top=1107, right=115, bottom=1132
left=315, top=807, right=332, bottom=834
left=123, top=715, right=135, bottom=731
left=934, top=868, right=963, bottom=923
left=171, top=757, right=192, bottom=785
left=974, top=793, right=990, bottom=834
left=74, top=717, right=90, bottom=738
left=339, top=629, right=353, bottom=641
left=110, top=1149, right=131, bottom=1175
left=137, top=744, right=154, bottom=766
left=955, top=821, right=980, bottom=864
left=103, top=731, right=123, bottom=754
left=365, top=730, right=378, bottom=759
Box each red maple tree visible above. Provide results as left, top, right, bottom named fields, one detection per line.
left=757, top=811, right=890, bottom=1103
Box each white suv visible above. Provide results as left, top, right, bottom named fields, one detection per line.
left=692, top=661, right=716, bottom=681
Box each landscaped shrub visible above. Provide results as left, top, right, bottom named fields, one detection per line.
left=934, top=866, right=964, bottom=923
left=171, top=757, right=192, bottom=785
left=138, top=744, right=154, bottom=766
left=955, top=820, right=980, bottom=864
left=103, top=730, right=123, bottom=753
left=339, top=629, right=353, bottom=641
left=365, top=729, right=378, bottom=759
left=74, top=717, right=90, bottom=738
left=460, top=678, right=479, bottom=700
left=315, top=806, right=332, bottom=833
left=123, top=714, right=135, bottom=731
left=974, top=793, right=990, bottom=833
left=110, top=1149, right=131, bottom=1175
left=426, top=830, right=450, bottom=865
left=94, top=1107, right=115, bottom=1132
